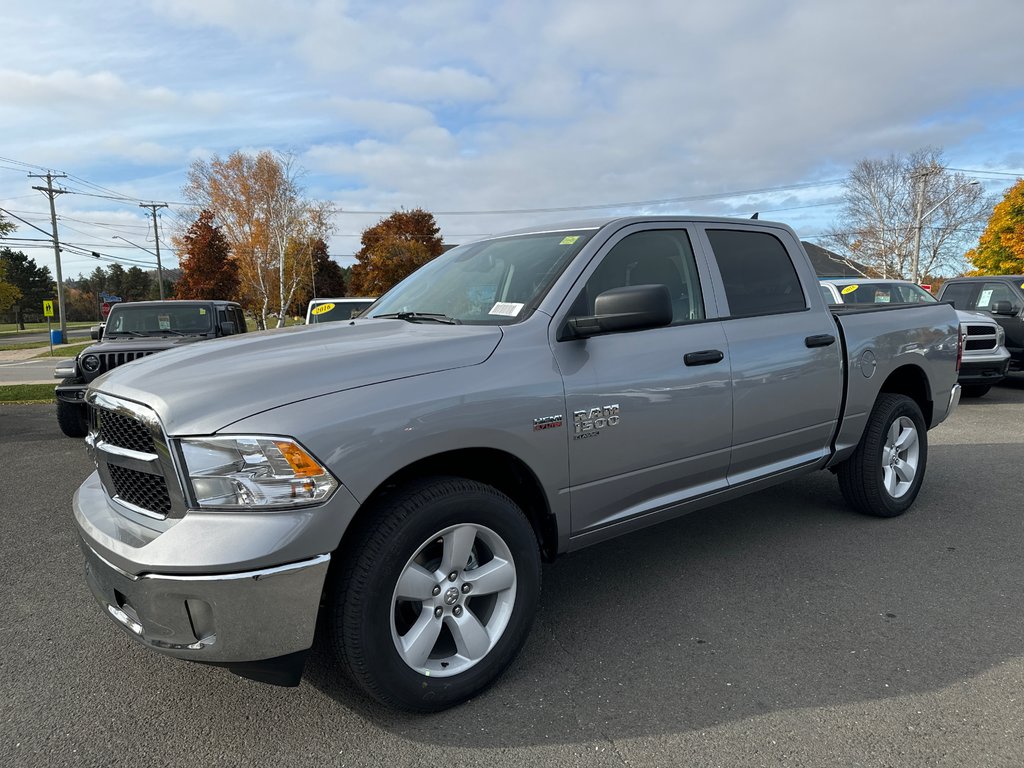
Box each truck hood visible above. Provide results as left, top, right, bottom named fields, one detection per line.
left=91, top=320, right=503, bottom=434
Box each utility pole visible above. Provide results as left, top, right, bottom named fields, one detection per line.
left=139, top=202, right=168, bottom=299
left=29, top=172, right=69, bottom=342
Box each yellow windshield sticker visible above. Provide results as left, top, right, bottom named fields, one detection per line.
left=199, top=308, right=206, bottom=314
left=311, top=303, right=335, bottom=316
left=841, top=284, right=858, bottom=295
left=559, top=236, right=580, bottom=245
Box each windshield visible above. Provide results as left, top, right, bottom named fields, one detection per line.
left=308, top=299, right=375, bottom=323
left=833, top=282, right=937, bottom=305
left=368, top=230, right=597, bottom=325
left=106, top=304, right=214, bottom=334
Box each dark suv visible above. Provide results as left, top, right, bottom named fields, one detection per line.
left=938, top=276, right=1024, bottom=374
left=54, top=300, right=247, bottom=437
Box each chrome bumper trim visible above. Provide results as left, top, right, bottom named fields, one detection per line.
left=81, top=540, right=330, bottom=663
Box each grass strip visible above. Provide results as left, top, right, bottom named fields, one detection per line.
left=0, top=383, right=55, bottom=404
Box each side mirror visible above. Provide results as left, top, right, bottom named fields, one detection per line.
left=566, top=284, right=673, bottom=339
left=990, top=300, right=1017, bottom=316
left=220, top=320, right=237, bottom=336
left=90, top=324, right=103, bottom=340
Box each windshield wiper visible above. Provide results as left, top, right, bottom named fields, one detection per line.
left=373, top=312, right=461, bottom=325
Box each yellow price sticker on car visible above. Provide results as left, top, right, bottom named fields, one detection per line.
left=311, top=303, right=335, bottom=316
left=559, top=236, right=579, bottom=245
left=841, top=284, right=859, bottom=295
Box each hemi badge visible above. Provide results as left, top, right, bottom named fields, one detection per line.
left=533, top=415, right=564, bottom=431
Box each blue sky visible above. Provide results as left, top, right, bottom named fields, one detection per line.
left=2, top=0, right=1023, bottom=280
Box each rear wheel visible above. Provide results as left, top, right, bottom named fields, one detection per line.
left=330, top=477, right=541, bottom=712
left=960, top=384, right=991, bottom=398
left=837, top=393, right=927, bottom=517
left=56, top=380, right=88, bottom=438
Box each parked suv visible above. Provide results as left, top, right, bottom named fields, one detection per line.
left=820, top=279, right=1010, bottom=397
left=937, top=276, right=1024, bottom=375
left=55, top=300, right=246, bottom=437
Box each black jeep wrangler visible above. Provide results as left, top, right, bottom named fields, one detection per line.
left=54, top=300, right=247, bottom=437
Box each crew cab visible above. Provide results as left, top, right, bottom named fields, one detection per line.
left=820, top=278, right=1010, bottom=397
left=72, top=217, right=961, bottom=712
left=55, top=300, right=246, bottom=437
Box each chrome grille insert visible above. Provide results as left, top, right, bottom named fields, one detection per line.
left=85, top=391, right=187, bottom=521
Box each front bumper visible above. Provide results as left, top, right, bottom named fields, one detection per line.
left=55, top=381, right=87, bottom=404
left=81, top=537, right=329, bottom=669
left=958, top=357, right=1010, bottom=386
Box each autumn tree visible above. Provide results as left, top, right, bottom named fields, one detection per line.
left=966, top=177, right=1024, bottom=275
left=824, top=148, right=990, bottom=280
left=173, top=210, right=239, bottom=301
left=182, top=151, right=334, bottom=328
left=348, top=209, right=444, bottom=296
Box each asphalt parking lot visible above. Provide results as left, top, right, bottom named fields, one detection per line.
left=1, top=383, right=1023, bottom=768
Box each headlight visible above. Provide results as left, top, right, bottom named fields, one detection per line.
left=179, top=436, right=338, bottom=510
left=996, top=325, right=1005, bottom=346
left=81, top=354, right=101, bottom=373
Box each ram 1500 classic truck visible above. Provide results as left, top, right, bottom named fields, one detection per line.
left=72, top=217, right=962, bottom=712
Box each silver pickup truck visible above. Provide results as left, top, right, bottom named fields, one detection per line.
left=73, top=216, right=962, bottom=711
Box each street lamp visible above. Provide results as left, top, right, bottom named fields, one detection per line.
left=911, top=177, right=980, bottom=284
left=112, top=235, right=165, bottom=299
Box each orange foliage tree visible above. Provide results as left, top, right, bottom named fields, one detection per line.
left=173, top=210, right=239, bottom=301
left=348, top=209, right=444, bottom=296
left=967, top=178, right=1024, bottom=275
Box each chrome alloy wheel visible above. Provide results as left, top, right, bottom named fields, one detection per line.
left=881, top=415, right=920, bottom=499
left=390, top=523, right=517, bottom=677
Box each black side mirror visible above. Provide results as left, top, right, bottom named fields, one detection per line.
left=90, top=324, right=103, bottom=340
left=566, top=284, right=673, bottom=339
left=220, top=321, right=237, bottom=336
left=990, top=300, right=1017, bottom=316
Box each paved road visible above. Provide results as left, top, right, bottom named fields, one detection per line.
left=0, top=326, right=94, bottom=345
left=1, top=385, right=1023, bottom=767
left=0, top=355, right=60, bottom=385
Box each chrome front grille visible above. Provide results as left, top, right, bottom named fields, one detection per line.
left=86, top=392, right=186, bottom=520
left=964, top=324, right=998, bottom=352
left=108, top=464, right=173, bottom=516
left=98, top=409, right=156, bottom=453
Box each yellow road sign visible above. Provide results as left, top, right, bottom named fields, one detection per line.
left=43, top=300, right=54, bottom=317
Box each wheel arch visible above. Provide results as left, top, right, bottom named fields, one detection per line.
left=878, top=364, right=933, bottom=426
left=339, top=448, right=558, bottom=563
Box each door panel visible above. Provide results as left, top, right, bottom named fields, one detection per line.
left=552, top=225, right=733, bottom=536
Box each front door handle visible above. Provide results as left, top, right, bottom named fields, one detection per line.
left=684, top=349, right=725, bottom=366
left=805, top=334, right=836, bottom=348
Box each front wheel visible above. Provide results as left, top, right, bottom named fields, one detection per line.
left=56, top=380, right=88, bottom=438
left=329, top=477, right=541, bottom=712
left=837, top=393, right=928, bottom=517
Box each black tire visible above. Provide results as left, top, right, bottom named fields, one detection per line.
left=56, top=381, right=88, bottom=438
left=837, top=393, right=928, bottom=517
left=960, top=384, right=991, bottom=398
left=329, top=477, right=541, bottom=712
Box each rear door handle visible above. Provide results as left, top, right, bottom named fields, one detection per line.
left=684, top=349, right=725, bottom=366
left=805, top=334, right=836, bottom=348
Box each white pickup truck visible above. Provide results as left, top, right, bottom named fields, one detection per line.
left=74, top=216, right=962, bottom=711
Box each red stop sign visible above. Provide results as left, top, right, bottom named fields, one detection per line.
left=101, top=302, right=112, bottom=318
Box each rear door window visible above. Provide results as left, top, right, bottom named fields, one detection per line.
left=706, top=229, right=806, bottom=316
